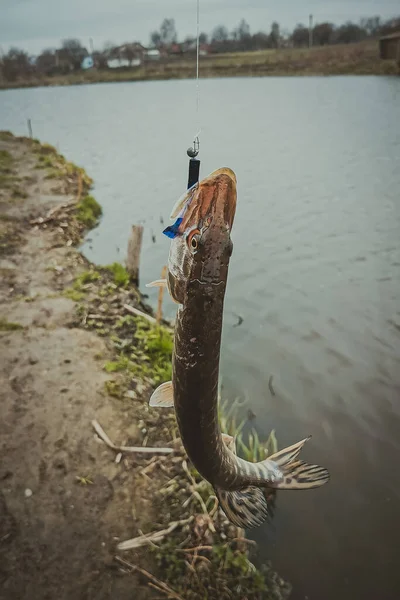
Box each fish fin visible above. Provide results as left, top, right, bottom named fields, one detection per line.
left=267, top=437, right=330, bottom=489
left=146, top=279, right=167, bottom=288
left=221, top=433, right=235, bottom=452
left=275, top=460, right=330, bottom=490
left=146, top=277, right=181, bottom=306
left=169, top=183, right=198, bottom=219
left=149, top=381, right=174, bottom=408
left=215, top=486, right=270, bottom=529
left=268, top=436, right=311, bottom=467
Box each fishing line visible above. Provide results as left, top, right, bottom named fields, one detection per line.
left=186, top=0, right=201, bottom=189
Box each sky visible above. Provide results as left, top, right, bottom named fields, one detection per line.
left=0, top=0, right=399, bottom=55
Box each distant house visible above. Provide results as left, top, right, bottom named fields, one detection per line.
left=105, top=42, right=146, bottom=68
left=379, top=31, right=400, bottom=63
left=106, top=57, right=141, bottom=69
left=145, top=48, right=161, bottom=61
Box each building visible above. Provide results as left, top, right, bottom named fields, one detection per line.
left=379, top=32, right=400, bottom=64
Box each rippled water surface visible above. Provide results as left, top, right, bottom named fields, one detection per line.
left=1, top=76, right=400, bottom=599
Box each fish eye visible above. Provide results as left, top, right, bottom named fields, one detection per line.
left=187, top=229, right=201, bottom=253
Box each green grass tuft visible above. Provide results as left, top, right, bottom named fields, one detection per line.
left=103, top=357, right=131, bottom=373
left=73, top=269, right=101, bottom=290
left=76, top=195, right=102, bottom=228
left=105, top=262, right=130, bottom=287
left=64, top=288, right=85, bottom=301
left=0, top=317, right=24, bottom=331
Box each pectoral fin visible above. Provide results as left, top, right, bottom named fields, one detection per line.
left=146, top=279, right=168, bottom=288
left=146, top=276, right=181, bottom=305
left=149, top=381, right=174, bottom=408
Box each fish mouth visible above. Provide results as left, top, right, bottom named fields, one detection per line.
left=204, top=167, right=237, bottom=229
left=207, top=167, right=237, bottom=184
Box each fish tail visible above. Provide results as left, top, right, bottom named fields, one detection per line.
left=268, top=437, right=330, bottom=490
left=215, top=486, right=270, bottom=529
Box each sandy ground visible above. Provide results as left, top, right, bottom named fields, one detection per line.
left=0, top=136, right=150, bottom=599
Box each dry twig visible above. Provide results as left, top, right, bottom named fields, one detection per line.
left=117, top=517, right=193, bottom=551
left=123, top=303, right=157, bottom=324
left=115, top=556, right=184, bottom=600
left=92, top=420, right=173, bottom=455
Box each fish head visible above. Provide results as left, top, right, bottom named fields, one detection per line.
left=163, top=167, right=237, bottom=304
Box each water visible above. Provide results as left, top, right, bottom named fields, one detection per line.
left=1, top=76, right=400, bottom=599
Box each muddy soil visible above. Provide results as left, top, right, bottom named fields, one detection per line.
left=0, top=136, right=149, bottom=599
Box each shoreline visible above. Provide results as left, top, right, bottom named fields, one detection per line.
left=1, top=40, right=398, bottom=91
left=0, top=132, right=290, bottom=599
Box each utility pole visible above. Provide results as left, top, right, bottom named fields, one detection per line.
left=309, top=14, right=313, bottom=48
left=89, top=37, right=94, bottom=55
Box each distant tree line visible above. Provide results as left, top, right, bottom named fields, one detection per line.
left=1, top=15, right=399, bottom=82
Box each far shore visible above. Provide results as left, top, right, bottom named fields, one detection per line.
left=1, top=40, right=398, bottom=91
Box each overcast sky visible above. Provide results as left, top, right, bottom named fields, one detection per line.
left=1, top=0, right=398, bottom=55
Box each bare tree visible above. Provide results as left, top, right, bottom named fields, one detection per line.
left=2, top=47, right=31, bottom=81
left=312, top=22, right=335, bottom=46
left=292, top=24, right=309, bottom=47
left=335, top=22, right=366, bottom=44
left=160, top=18, right=177, bottom=46
left=269, top=22, right=280, bottom=48
left=211, top=25, right=229, bottom=43
left=199, top=32, right=208, bottom=44
left=150, top=31, right=161, bottom=48
left=61, top=38, right=87, bottom=69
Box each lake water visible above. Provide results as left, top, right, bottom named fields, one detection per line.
left=1, top=76, right=400, bottom=600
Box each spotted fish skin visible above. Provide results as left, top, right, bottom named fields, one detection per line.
left=150, top=168, right=330, bottom=528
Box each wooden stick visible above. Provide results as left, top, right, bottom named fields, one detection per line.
left=156, top=265, right=167, bottom=324
left=117, top=517, right=193, bottom=551
left=115, top=556, right=184, bottom=600
left=92, top=420, right=173, bottom=455
left=123, top=303, right=156, bottom=324
left=126, top=224, right=143, bottom=285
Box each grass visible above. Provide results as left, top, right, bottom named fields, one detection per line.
left=105, top=262, right=130, bottom=287
left=74, top=268, right=101, bottom=288
left=76, top=195, right=102, bottom=228
left=103, top=317, right=173, bottom=385
left=0, top=150, right=13, bottom=168
left=0, top=317, right=24, bottom=331
left=64, top=288, right=85, bottom=301
left=219, top=396, right=278, bottom=462
left=151, top=538, right=274, bottom=599
left=132, top=318, right=173, bottom=383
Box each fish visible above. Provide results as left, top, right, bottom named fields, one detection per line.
left=147, top=167, right=329, bottom=528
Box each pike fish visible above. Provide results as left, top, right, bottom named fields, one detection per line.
left=147, top=167, right=329, bottom=528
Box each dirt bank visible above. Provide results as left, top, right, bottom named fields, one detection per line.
left=0, top=132, right=290, bottom=600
